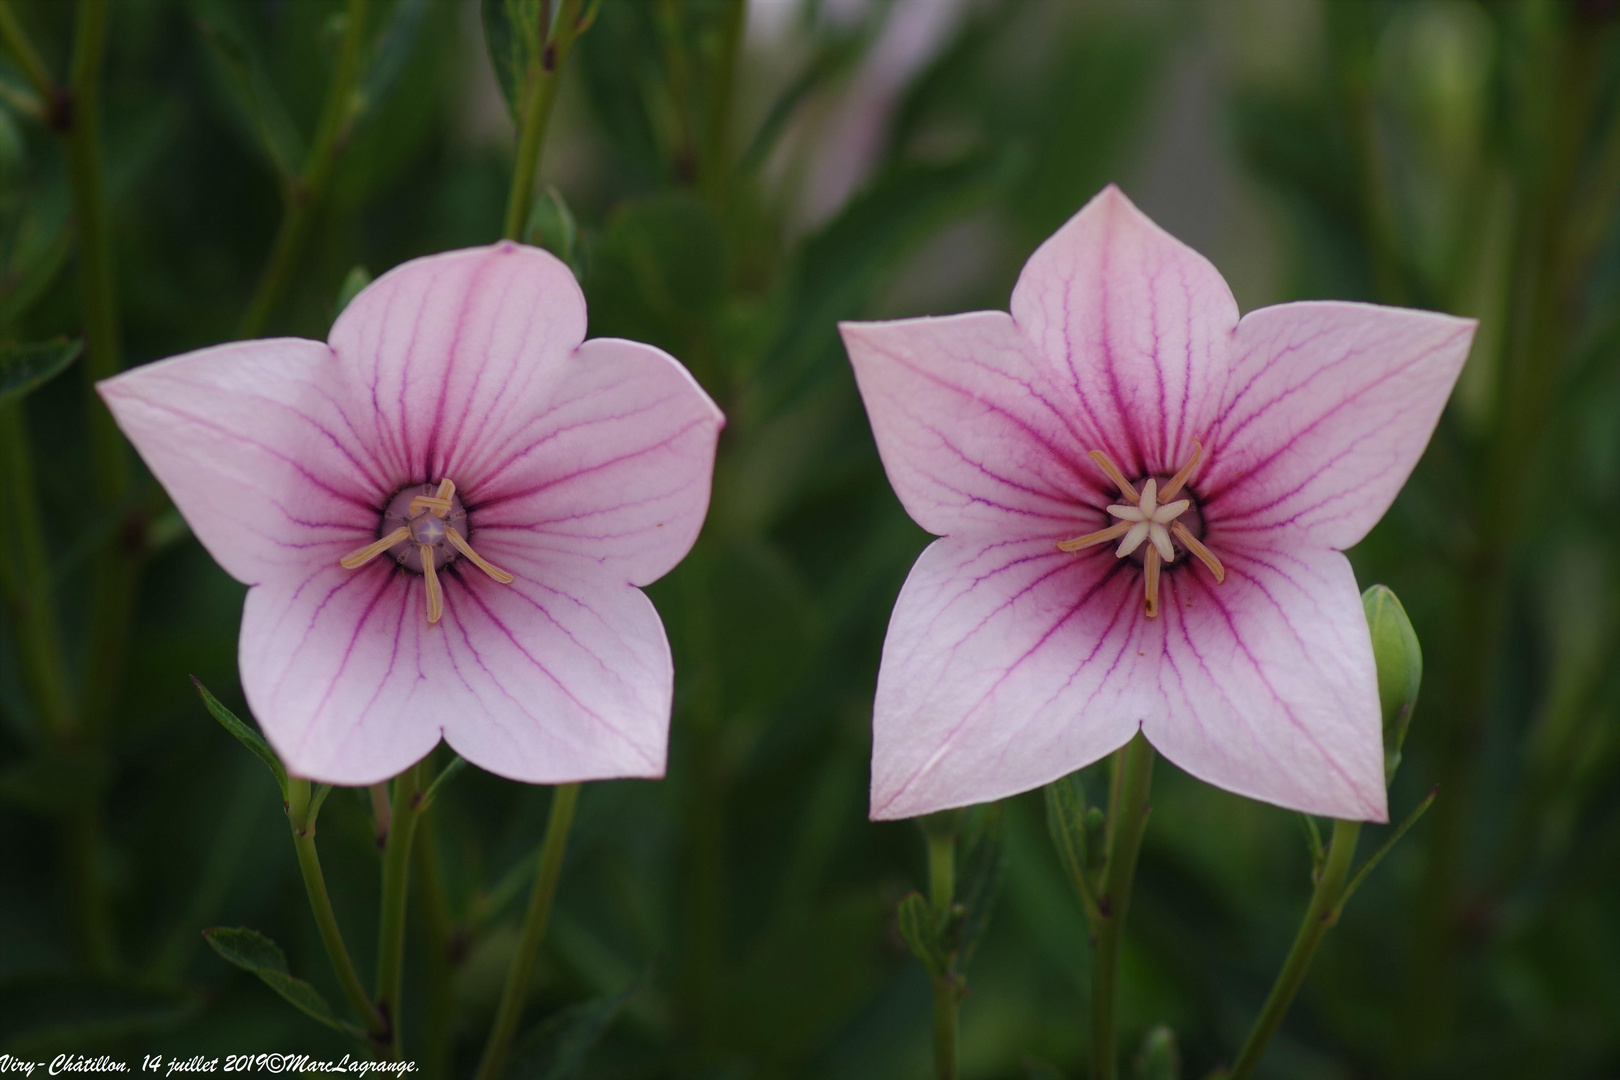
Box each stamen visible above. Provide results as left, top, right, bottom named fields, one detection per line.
left=1170, top=521, right=1225, bottom=582
left=1057, top=520, right=1133, bottom=552
left=409, top=478, right=457, bottom=518
left=1087, top=449, right=1139, bottom=502
left=1159, top=439, right=1203, bottom=501
left=1143, top=547, right=1162, bottom=618
left=421, top=545, right=443, bottom=624
left=340, top=527, right=411, bottom=570
left=446, top=526, right=515, bottom=583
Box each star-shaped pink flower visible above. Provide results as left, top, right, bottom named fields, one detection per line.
left=842, top=186, right=1474, bottom=822
left=100, top=243, right=723, bottom=786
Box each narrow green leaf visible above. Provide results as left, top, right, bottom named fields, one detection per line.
left=417, top=755, right=466, bottom=811
left=503, top=970, right=646, bottom=1079
left=524, top=186, right=580, bottom=275
left=1335, top=785, right=1439, bottom=914
left=1044, top=773, right=1094, bottom=910
left=482, top=0, right=548, bottom=126
left=308, top=783, right=334, bottom=828
left=0, top=338, right=81, bottom=406
left=896, top=891, right=947, bottom=979
left=191, top=677, right=287, bottom=802
left=1296, top=812, right=1325, bottom=877
left=192, top=5, right=307, bottom=180
left=359, top=0, right=432, bottom=115
left=954, top=805, right=1008, bottom=964
left=202, top=927, right=365, bottom=1040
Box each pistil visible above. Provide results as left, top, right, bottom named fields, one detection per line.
left=339, top=477, right=515, bottom=624
left=1058, top=440, right=1226, bottom=617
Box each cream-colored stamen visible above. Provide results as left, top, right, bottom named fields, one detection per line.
left=1143, top=547, right=1162, bottom=618
left=1057, top=520, right=1133, bottom=552
left=421, top=545, right=443, bottom=624
left=409, top=478, right=457, bottom=517
left=1087, top=449, right=1139, bottom=502
left=1160, top=439, right=1203, bottom=501
left=446, top=526, right=515, bottom=584
left=341, top=527, right=411, bottom=570
left=1171, top=521, right=1225, bottom=582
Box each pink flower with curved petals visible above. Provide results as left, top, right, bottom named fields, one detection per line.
left=100, top=243, right=723, bottom=786
left=842, top=186, right=1474, bottom=822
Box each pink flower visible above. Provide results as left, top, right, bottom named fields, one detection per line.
left=841, top=187, right=1474, bottom=822
left=100, top=243, right=723, bottom=786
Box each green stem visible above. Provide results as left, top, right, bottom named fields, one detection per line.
left=926, top=828, right=957, bottom=1080
left=1226, top=820, right=1361, bottom=1080
left=0, top=0, right=56, bottom=101
left=699, top=0, right=746, bottom=196
left=473, top=782, right=581, bottom=1080
left=501, top=0, right=586, bottom=241
left=1091, top=734, right=1155, bottom=1080
left=375, top=760, right=427, bottom=1057
left=288, top=779, right=387, bottom=1042
left=238, top=0, right=370, bottom=338
left=414, top=815, right=457, bottom=1080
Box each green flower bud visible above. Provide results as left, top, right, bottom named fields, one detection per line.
left=1362, top=585, right=1423, bottom=784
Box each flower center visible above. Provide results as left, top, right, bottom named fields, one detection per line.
left=338, top=478, right=514, bottom=625
left=1057, top=440, right=1226, bottom=618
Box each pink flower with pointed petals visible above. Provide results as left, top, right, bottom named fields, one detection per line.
left=100, top=243, right=723, bottom=786
left=842, top=186, right=1474, bottom=822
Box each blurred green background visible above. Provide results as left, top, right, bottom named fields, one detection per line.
left=2, top=0, right=1618, bottom=1076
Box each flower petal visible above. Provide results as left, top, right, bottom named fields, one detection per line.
left=240, top=554, right=672, bottom=785
left=1144, top=542, right=1387, bottom=821
left=841, top=311, right=1104, bottom=538
left=97, top=339, right=383, bottom=585
left=326, top=242, right=588, bottom=486
left=1009, top=185, right=1239, bottom=477
left=1200, top=301, right=1475, bottom=550
left=463, top=338, right=724, bottom=588
left=869, top=535, right=1146, bottom=820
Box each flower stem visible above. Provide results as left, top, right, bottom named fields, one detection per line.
left=238, top=0, right=370, bottom=338
left=1091, top=733, right=1155, bottom=1080
left=501, top=0, right=586, bottom=242
left=0, top=0, right=55, bottom=102
left=1226, top=820, right=1361, bottom=1080
left=473, top=782, right=581, bottom=1080
left=414, top=815, right=457, bottom=1080
left=288, top=779, right=387, bottom=1042
left=375, top=760, right=427, bottom=1057
left=927, top=828, right=958, bottom=1080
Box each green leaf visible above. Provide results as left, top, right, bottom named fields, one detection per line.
left=1362, top=584, right=1423, bottom=782
left=524, top=185, right=580, bottom=275
left=0, top=745, right=109, bottom=815
left=1044, top=773, right=1095, bottom=913
left=954, top=804, right=1007, bottom=964
left=192, top=3, right=307, bottom=180
left=359, top=0, right=432, bottom=116
left=895, top=891, right=946, bottom=979
left=0, top=337, right=81, bottom=406
left=417, top=755, right=466, bottom=811
left=1335, top=785, right=1439, bottom=913
left=1296, top=811, right=1325, bottom=877
left=202, top=927, right=365, bottom=1039
left=503, top=970, right=646, bottom=1079
left=482, top=0, right=550, bottom=127
left=1133, top=1023, right=1182, bottom=1080
left=191, top=677, right=288, bottom=803
left=334, top=265, right=371, bottom=320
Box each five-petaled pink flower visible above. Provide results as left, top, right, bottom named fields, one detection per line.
left=841, top=186, right=1474, bottom=822
left=100, top=243, right=723, bottom=786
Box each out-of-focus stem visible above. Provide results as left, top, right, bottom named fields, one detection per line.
left=1226, top=820, right=1361, bottom=1080
left=375, top=761, right=426, bottom=1057
left=238, top=0, right=370, bottom=338
left=288, top=779, right=387, bottom=1043
left=699, top=0, right=746, bottom=193
left=1091, top=734, right=1154, bottom=1080
left=0, top=0, right=55, bottom=101
left=926, top=829, right=957, bottom=1080
left=473, top=783, right=581, bottom=1080
left=415, top=816, right=456, bottom=1080
left=501, top=0, right=586, bottom=241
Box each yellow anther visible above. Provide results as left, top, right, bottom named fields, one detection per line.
left=1057, top=520, right=1133, bottom=552
left=421, top=545, right=443, bottom=624
left=1143, top=547, right=1162, bottom=618
left=1159, top=439, right=1203, bottom=502
left=1170, top=521, right=1225, bottom=583
left=446, top=526, right=515, bottom=584
left=340, top=527, right=411, bottom=570
left=1087, top=449, right=1139, bottom=503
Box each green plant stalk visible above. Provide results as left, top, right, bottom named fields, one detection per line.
left=0, top=406, right=74, bottom=737
left=374, top=761, right=426, bottom=1057
left=239, top=0, right=370, bottom=338
left=501, top=0, right=586, bottom=241
left=1091, top=734, right=1154, bottom=1080
left=288, top=779, right=387, bottom=1042
left=0, top=0, right=55, bottom=100
left=1226, top=820, right=1361, bottom=1080
left=473, top=782, right=581, bottom=1080
left=699, top=0, right=746, bottom=193
left=414, top=816, right=456, bottom=1080
left=927, top=828, right=958, bottom=1080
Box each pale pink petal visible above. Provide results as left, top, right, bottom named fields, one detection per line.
left=465, top=338, right=724, bottom=588
left=97, top=339, right=384, bottom=585
left=1144, top=541, right=1387, bottom=822
left=240, top=552, right=671, bottom=785
left=1009, top=185, right=1239, bottom=477
left=841, top=311, right=1109, bottom=538
left=1199, top=301, right=1476, bottom=550
left=326, top=242, right=588, bottom=485
left=869, top=535, right=1146, bottom=820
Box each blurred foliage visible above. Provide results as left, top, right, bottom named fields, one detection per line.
left=1, top=1, right=1617, bottom=1078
